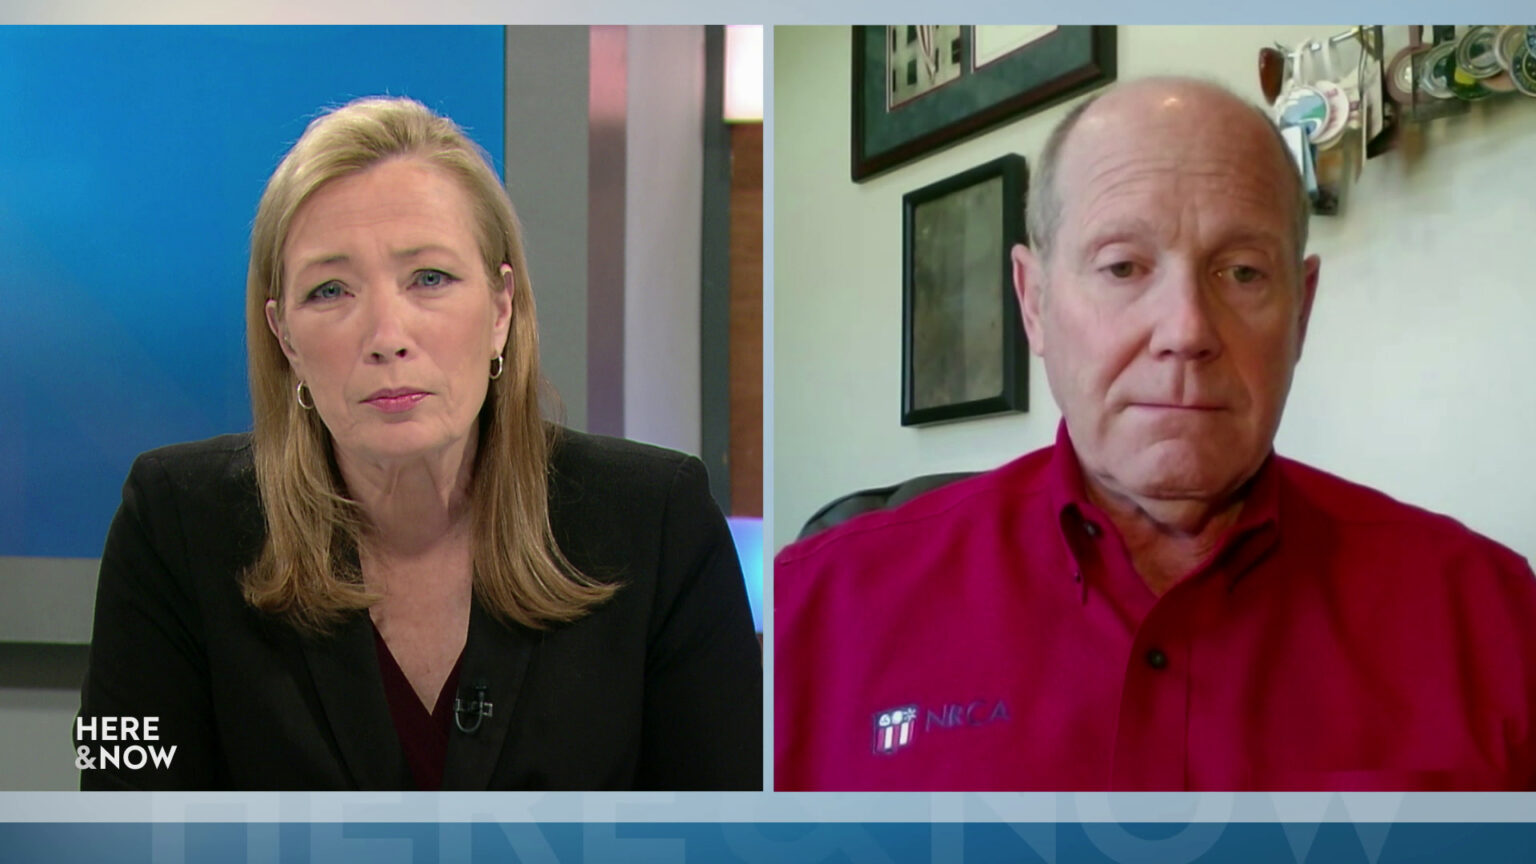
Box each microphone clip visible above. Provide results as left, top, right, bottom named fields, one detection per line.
left=453, top=680, right=493, bottom=734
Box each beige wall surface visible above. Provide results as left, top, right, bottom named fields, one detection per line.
left=773, top=25, right=1536, bottom=560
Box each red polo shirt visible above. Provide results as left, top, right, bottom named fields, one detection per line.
left=774, top=424, right=1536, bottom=790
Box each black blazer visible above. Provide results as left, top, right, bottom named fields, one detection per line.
left=77, top=430, right=763, bottom=790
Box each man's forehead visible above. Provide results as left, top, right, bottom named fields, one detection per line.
left=1069, top=156, right=1286, bottom=214
left=1067, top=88, right=1261, bottom=164
left=1080, top=79, right=1255, bottom=126
left=1052, top=88, right=1296, bottom=237
left=1058, top=179, right=1294, bottom=260
left=1064, top=82, right=1285, bottom=167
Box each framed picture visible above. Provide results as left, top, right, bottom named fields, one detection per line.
left=851, top=25, right=1115, bottom=181
left=901, top=154, right=1028, bottom=427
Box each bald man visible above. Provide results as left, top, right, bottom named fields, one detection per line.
left=774, top=79, right=1536, bottom=791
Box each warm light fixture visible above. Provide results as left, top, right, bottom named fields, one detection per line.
left=724, top=25, right=763, bottom=123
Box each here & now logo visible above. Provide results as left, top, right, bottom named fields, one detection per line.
left=75, top=716, right=177, bottom=771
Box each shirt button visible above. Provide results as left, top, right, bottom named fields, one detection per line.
left=1083, top=521, right=1100, bottom=538
left=1145, top=649, right=1168, bottom=670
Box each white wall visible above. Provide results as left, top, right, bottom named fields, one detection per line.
left=623, top=26, right=705, bottom=457
left=773, top=25, right=1536, bottom=561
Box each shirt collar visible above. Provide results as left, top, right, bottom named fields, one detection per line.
left=1045, top=419, right=1090, bottom=524
left=1045, top=419, right=1282, bottom=592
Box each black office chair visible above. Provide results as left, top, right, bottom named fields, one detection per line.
left=797, top=472, right=979, bottom=540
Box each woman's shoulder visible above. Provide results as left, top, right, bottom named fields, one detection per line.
left=109, top=434, right=263, bottom=598
left=545, top=427, right=716, bottom=532
left=547, top=427, right=702, bottom=488
left=127, top=433, right=257, bottom=501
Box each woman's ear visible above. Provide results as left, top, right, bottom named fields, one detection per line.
left=493, top=264, right=514, bottom=355
left=265, top=299, right=300, bottom=364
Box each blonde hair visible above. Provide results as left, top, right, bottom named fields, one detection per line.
left=243, top=96, right=615, bottom=634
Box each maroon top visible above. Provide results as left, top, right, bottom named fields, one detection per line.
left=373, top=626, right=464, bottom=791
left=776, top=421, right=1536, bottom=791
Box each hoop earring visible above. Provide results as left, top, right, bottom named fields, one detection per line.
left=295, top=381, right=315, bottom=410
left=489, top=355, right=504, bottom=381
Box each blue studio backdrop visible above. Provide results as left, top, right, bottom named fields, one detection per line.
left=0, top=26, right=505, bottom=558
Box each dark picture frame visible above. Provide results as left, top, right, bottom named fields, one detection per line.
left=901, top=154, right=1028, bottom=427
left=852, top=26, right=1116, bottom=181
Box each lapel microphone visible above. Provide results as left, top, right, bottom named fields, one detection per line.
left=454, top=679, right=493, bottom=734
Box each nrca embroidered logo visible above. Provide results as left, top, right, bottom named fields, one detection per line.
left=872, top=699, right=1013, bottom=755
left=873, top=705, right=918, bottom=754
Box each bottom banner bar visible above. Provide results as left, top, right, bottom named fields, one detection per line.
left=0, top=821, right=1530, bottom=862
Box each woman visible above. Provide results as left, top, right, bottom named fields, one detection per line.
left=76, top=97, right=762, bottom=790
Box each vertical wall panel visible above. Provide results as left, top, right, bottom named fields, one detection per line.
left=504, top=26, right=592, bottom=432
left=728, top=124, right=764, bottom=517
left=585, top=25, right=628, bottom=438
left=622, top=26, right=705, bottom=457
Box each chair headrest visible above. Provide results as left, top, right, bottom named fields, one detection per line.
left=797, top=472, right=979, bottom=540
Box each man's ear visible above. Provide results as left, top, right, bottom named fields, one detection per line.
left=1012, top=243, right=1046, bottom=357
left=1295, top=254, right=1321, bottom=361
